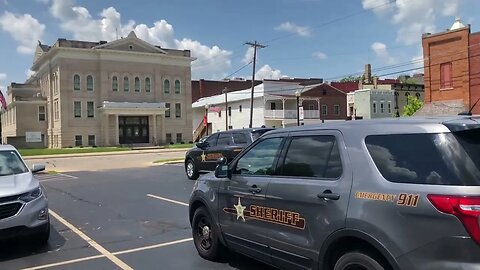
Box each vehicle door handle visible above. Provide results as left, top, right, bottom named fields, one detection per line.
left=317, top=191, right=340, bottom=201
left=249, top=185, right=262, bottom=194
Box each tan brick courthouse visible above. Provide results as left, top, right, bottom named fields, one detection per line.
left=1, top=31, right=194, bottom=148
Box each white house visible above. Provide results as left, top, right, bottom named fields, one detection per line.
left=191, top=80, right=325, bottom=140
left=347, top=89, right=395, bottom=119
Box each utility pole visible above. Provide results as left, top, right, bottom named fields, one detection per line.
left=223, top=87, right=228, bottom=131
left=245, top=41, right=266, bottom=128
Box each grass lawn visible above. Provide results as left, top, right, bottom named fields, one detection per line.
left=166, top=143, right=194, bottom=149
left=153, top=157, right=184, bottom=164
left=19, top=147, right=131, bottom=156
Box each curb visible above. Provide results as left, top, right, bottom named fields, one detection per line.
left=151, top=160, right=185, bottom=166
left=24, top=149, right=188, bottom=160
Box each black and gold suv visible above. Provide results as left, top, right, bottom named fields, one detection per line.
left=184, top=128, right=273, bottom=180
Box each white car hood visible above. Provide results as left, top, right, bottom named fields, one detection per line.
left=0, top=172, right=37, bottom=197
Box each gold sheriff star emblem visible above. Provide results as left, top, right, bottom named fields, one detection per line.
left=201, top=151, right=206, bottom=162
left=234, top=197, right=246, bottom=221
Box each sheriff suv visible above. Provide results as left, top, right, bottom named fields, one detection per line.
left=184, top=128, right=274, bottom=180
left=189, top=116, right=480, bottom=270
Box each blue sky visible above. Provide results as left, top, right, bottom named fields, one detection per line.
left=0, top=0, right=479, bottom=92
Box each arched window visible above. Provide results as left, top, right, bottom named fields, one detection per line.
left=124, top=76, right=129, bottom=92
left=73, top=74, right=80, bottom=90
left=164, top=79, right=170, bottom=94
left=405, top=92, right=410, bottom=105
left=112, top=76, right=118, bottom=91
left=373, top=102, right=377, bottom=114
left=134, top=77, right=140, bottom=92
left=145, top=77, right=151, bottom=92
left=174, top=80, right=181, bottom=94
left=86, top=75, right=93, bottom=91
left=415, top=92, right=421, bottom=98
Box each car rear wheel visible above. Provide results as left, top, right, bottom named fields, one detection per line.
left=334, top=252, right=384, bottom=270
left=186, top=159, right=199, bottom=180
left=192, top=207, right=224, bottom=261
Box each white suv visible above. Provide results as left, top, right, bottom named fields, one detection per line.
left=0, top=145, right=49, bottom=244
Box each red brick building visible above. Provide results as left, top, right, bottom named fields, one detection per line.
left=420, top=18, right=480, bottom=115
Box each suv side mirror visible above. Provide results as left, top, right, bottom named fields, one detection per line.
left=196, top=141, right=208, bottom=149
left=214, top=157, right=230, bottom=179
left=31, top=164, right=45, bottom=173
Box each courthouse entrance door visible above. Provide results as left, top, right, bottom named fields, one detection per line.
left=119, top=116, right=149, bottom=144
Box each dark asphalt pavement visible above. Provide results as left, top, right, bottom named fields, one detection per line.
left=0, top=164, right=275, bottom=270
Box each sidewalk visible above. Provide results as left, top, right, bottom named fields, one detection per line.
left=23, top=148, right=188, bottom=160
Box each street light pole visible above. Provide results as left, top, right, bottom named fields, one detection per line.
left=295, top=90, right=301, bottom=126
left=223, top=87, right=228, bottom=131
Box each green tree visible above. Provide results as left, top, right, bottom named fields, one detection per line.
left=403, top=96, right=423, bottom=116
left=339, top=75, right=364, bottom=83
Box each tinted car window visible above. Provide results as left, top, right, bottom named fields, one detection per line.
left=235, top=137, right=283, bottom=175
left=217, top=133, right=232, bottom=146
left=252, top=129, right=274, bottom=141
left=366, top=131, right=480, bottom=185
left=205, top=133, right=218, bottom=147
left=0, top=151, right=28, bottom=176
left=232, top=133, right=249, bottom=145
left=280, top=136, right=342, bottom=179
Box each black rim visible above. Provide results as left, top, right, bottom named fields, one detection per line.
left=195, top=215, right=212, bottom=251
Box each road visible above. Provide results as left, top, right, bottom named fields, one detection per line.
left=1, top=154, right=274, bottom=270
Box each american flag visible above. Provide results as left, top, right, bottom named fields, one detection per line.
left=209, top=106, right=222, bottom=113
left=0, top=90, right=6, bottom=110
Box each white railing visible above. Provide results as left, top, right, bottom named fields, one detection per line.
left=264, top=109, right=320, bottom=119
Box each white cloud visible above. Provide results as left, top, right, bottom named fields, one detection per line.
left=313, top=52, right=327, bottom=60
left=275, top=22, right=311, bottom=37
left=49, top=0, right=231, bottom=79
left=26, top=69, right=35, bottom=78
left=255, top=65, right=283, bottom=80
left=242, top=47, right=254, bottom=64
left=371, top=42, right=396, bottom=65
left=0, top=12, right=45, bottom=54
left=364, top=0, right=461, bottom=46
left=0, top=73, right=6, bottom=81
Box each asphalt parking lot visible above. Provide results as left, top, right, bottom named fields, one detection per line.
left=0, top=159, right=275, bottom=270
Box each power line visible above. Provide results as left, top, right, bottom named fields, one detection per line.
left=223, top=61, right=252, bottom=80
left=192, top=0, right=395, bottom=71
left=262, top=0, right=395, bottom=44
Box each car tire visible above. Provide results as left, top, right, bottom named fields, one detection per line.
left=192, top=206, right=225, bottom=261
left=334, top=252, right=385, bottom=270
left=33, top=221, right=50, bottom=246
left=186, top=159, right=199, bottom=180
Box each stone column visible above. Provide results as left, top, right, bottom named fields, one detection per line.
left=152, top=114, right=157, bottom=145
left=114, top=114, right=119, bottom=145
left=102, top=113, right=109, bottom=146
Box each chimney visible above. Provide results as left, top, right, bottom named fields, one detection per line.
left=365, top=64, right=372, bottom=84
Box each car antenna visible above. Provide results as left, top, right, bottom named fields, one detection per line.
left=459, top=97, right=480, bottom=116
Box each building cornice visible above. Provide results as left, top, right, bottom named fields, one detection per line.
left=32, top=46, right=195, bottom=71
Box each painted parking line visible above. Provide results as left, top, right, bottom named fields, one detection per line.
left=147, top=194, right=189, bottom=206
left=21, top=238, right=193, bottom=270
left=37, top=173, right=78, bottom=182
left=49, top=210, right=133, bottom=270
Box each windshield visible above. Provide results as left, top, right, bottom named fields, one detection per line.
left=0, top=151, right=29, bottom=176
